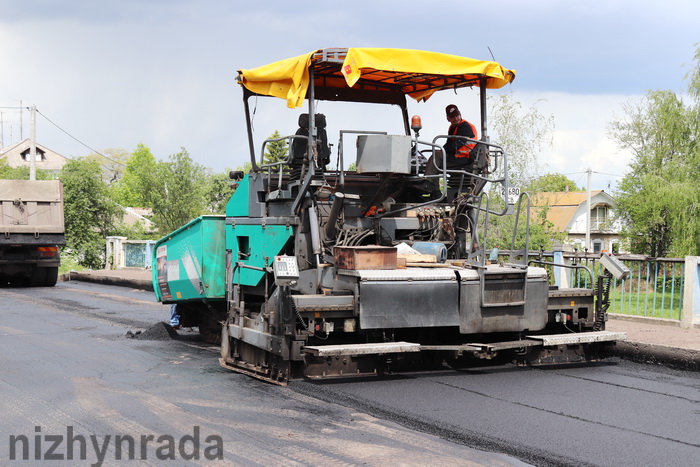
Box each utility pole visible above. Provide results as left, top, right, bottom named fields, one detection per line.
left=585, top=168, right=591, bottom=252
left=29, top=105, right=37, bottom=181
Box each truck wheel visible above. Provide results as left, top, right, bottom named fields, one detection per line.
left=44, top=267, right=58, bottom=287
left=29, top=268, right=47, bottom=287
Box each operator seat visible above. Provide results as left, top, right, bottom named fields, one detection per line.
left=290, top=113, right=330, bottom=175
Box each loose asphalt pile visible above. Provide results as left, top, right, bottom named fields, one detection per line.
left=126, top=322, right=180, bottom=340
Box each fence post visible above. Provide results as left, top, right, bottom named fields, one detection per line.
left=145, top=241, right=156, bottom=269
left=105, top=237, right=114, bottom=270
left=105, top=236, right=125, bottom=270
left=681, top=256, right=700, bottom=328
left=552, top=244, right=568, bottom=288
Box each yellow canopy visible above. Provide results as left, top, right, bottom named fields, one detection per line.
left=238, top=48, right=516, bottom=108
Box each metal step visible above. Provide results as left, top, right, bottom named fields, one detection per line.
left=304, top=332, right=626, bottom=358
left=526, top=331, right=626, bottom=346
left=420, top=340, right=541, bottom=352
left=303, top=341, right=421, bottom=357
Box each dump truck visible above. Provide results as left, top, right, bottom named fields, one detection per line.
left=153, top=48, right=625, bottom=384
left=0, top=179, right=65, bottom=286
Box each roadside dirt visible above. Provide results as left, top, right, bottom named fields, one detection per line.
left=607, top=319, right=700, bottom=351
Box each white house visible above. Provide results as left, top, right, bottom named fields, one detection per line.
left=532, top=190, right=624, bottom=253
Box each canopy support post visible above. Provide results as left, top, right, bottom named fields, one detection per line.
left=479, top=76, right=489, bottom=143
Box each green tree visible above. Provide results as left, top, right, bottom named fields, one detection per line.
left=528, top=173, right=582, bottom=193
left=484, top=202, right=565, bottom=252
left=86, top=148, right=130, bottom=185
left=110, top=216, right=158, bottom=241
left=262, top=130, right=289, bottom=167
left=150, top=148, right=208, bottom=234
left=205, top=169, right=237, bottom=214
left=485, top=94, right=558, bottom=250
left=60, top=158, right=121, bottom=268
left=0, top=157, right=54, bottom=180
left=110, top=143, right=158, bottom=207
left=489, top=93, right=555, bottom=189
left=610, top=81, right=699, bottom=256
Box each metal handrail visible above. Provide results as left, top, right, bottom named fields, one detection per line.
left=466, top=191, right=490, bottom=268
left=506, top=192, right=531, bottom=269
left=528, top=259, right=594, bottom=287
left=259, top=134, right=309, bottom=191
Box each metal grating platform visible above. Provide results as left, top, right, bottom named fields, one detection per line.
left=526, top=331, right=627, bottom=346
left=337, top=268, right=459, bottom=281
left=303, top=341, right=421, bottom=356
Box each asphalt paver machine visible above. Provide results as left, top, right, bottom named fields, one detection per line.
left=153, top=48, right=624, bottom=384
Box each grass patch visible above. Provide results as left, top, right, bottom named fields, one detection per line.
left=59, top=252, right=86, bottom=275
left=609, top=291, right=683, bottom=320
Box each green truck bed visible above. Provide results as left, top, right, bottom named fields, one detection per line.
left=152, top=215, right=226, bottom=303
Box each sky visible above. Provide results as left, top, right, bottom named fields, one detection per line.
left=0, top=0, right=698, bottom=191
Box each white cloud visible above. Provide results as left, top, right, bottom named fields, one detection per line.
left=1, top=1, right=697, bottom=191
left=507, top=92, right=640, bottom=191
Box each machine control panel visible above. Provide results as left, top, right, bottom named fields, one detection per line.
left=273, top=255, right=299, bottom=286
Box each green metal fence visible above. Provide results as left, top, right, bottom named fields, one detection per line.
left=607, top=258, right=684, bottom=320
left=567, top=254, right=684, bottom=320
left=518, top=252, right=685, bottom=321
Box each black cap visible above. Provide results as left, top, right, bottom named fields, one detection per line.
left=446, top=104, right=460, bottom=117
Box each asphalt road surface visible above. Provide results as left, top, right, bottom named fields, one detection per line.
left=295, top=361, right=700, bottom=466
left=0, top=281, right=524, bottom=466
left=2, top=281, right=699, bottom=466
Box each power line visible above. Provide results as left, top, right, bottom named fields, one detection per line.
left=34, top=108, right=126, bottom=167
left=592, top=170, right=623, bottom=178
left=562, top=170, right=624, bottom=179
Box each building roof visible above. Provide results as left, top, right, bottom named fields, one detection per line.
left=531, top=190, right=612, bottom=232
left=121, top=207, right=155, bottom=231
left=0, top=139, right=70, bottom=172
